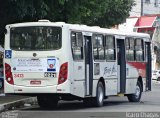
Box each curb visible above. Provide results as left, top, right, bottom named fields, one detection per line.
left=0, top=97, right=37, bottom=113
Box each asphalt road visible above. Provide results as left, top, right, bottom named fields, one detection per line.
left=1, top=80, right=160, bottom=118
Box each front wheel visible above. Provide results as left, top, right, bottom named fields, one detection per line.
left=127, top=81, right=142, bottom=102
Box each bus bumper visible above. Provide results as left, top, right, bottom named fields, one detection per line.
left=5, top=80, right=71, bottom=94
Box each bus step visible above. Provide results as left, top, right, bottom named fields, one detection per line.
left=117, top=93, right=124, bottom=97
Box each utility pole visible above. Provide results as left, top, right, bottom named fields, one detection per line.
left=141, top=0, right=143, bottom=16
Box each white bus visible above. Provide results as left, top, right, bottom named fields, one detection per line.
left=4, top=20, right=151, bottom=108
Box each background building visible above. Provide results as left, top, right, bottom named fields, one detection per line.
left=130, top=0, right=160, bottom=17
left=130, top=0, right=142, bottom=16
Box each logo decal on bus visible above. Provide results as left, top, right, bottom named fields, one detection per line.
left=5, top=50, right=12, bottom=58
left=33, top=53, right=37, bottom=57
left=47, top=59, right=56, bottom=71
left=103, top=64, right=117, bottom=77
left=13, top=67, right=16, bottom=70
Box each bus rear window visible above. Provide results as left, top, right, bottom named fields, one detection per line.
left=10, top=26, right=62, bottom=50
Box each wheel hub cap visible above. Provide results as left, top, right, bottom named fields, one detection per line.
left=135, top=85, right=140, bottom=99
left=98, top=87, right=103, bottom=102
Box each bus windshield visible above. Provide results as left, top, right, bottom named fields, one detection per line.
left=10, top=26, right=62, bottom=51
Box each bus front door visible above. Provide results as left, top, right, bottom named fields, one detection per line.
left=116, top=39, right=126, bottom=93
left=145, top=42, right=151, bottom=91
left=84, top=36, right=93, bottom=96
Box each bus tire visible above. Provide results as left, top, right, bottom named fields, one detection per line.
left=37, top=95, right=58, bottom=109
left=127, top=81, right=142, bottom=102
left=83, top=82, right=104, bottom=107
left=95, top=81, right=104, bottom=107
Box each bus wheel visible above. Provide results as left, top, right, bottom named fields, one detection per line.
left=95, top=81, right=104, bottom=107
left=127, top=81, right=142, bottom=102
left=37, top=95, right=58, bottom=109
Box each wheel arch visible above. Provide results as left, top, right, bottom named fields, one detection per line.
left=138, top=76, right=143, bottom=92
left=98, top=77, right=106, bottom=96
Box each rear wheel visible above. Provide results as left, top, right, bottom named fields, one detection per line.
left=37, top=95, right=59, bottom=109
left=83, top=81, right=104, bottom=107
left=127, top=81, right=142, bottom=102
left=95, top=82, right=104, bottom=107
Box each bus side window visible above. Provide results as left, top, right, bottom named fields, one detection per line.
left=135, top=39, right=144, bottom=61
left=105, top=35, right=115, bottom=61
left=93, top=34, right=105, bottom=60
left=71, top=32, right=83, bottom=60
left=125, top=37, right=134, bottom=61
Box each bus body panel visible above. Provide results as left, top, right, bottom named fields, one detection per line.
left=105, top=79, right=118, bottom=96
left=72, top=80, right=85, bottom=97
left=125, top=79, right=137, bottom=94
left=93, top=61, right=118, bottom=96
left=10, top=51, right=62, bottom=87
left=72, top=61, right=85, bottom=97
left=4, top=80, right=14, bottom=93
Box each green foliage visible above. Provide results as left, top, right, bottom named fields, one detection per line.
left=0, top=0, right=134, bottom=45
left=93, top=0, right=135, bottom=27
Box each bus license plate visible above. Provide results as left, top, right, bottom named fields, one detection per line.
left=44, top=72, right=56, bottom=78
left=30, top=80, right=41, bottom=85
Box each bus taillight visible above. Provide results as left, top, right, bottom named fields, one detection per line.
left=58, top=62, right=68, bottom=85
left=5, top=63, right=14, bottom=85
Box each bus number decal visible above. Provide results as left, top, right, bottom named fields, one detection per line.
left=44, top=72, right=56, bottom=78
left=14, top=74, right=24, bottom=78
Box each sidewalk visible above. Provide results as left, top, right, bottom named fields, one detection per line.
left=0, top=94, right=37, bottom=112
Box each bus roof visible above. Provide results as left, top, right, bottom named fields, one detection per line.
left=6, top=20, right=150, bottom=41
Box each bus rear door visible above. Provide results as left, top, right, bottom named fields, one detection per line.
left=84, top=32, right=93, bottom=96
left=116, top=36, right=126, bottom=93
left=145, top=42, right=151, bottom=91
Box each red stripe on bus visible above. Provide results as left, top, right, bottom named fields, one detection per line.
left=127, top=62, right=146, bottom=78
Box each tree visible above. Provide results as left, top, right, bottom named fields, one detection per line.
left=92, top=0, right=135, bottom=27
left=0, top=0, right=135, bottom=45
